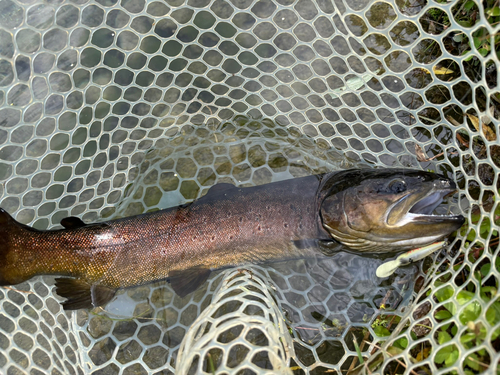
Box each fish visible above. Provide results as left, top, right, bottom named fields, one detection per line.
left=0, top=168, right=465, bottom=310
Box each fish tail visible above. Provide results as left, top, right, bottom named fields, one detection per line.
left=0, top=208, right=32, bottom=285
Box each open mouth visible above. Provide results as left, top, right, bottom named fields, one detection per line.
left=408, top=189, right=463, bottom=220
left=409, top=190, right=453, bottom=215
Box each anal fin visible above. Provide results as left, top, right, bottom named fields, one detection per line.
left=55, top=278, right=116, bottom=310
left=169, top=267, right=211, bottom=298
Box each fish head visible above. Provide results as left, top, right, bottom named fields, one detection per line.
left=319, top=169, right=465, bottom=252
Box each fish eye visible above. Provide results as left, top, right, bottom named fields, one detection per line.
left=388, top=179, right=407, bottom=194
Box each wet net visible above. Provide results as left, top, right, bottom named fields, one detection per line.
left=0, top=0, right=499, bottom=373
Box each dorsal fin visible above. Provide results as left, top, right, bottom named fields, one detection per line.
left=60, top=217, right=87, bottom=229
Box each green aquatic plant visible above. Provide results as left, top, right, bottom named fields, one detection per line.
left=430, top=258, right=500, bottom=372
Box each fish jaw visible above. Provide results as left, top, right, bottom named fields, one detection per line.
left=319, top=169, right=465, bottom=253
left=384, top=181, right=465, bottom=239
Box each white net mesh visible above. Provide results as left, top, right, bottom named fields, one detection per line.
left=0, top=0, right=499, bottom=373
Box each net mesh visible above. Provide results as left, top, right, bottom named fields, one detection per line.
left=0, top=0, right=498, bottom=373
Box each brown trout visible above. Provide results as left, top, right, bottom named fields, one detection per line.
left=0, top=169, right=464, bottom=309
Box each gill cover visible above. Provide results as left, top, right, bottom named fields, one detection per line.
left=319, top=169, right=375, bottom=233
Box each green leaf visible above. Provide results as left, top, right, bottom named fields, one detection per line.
left=460, top=333, right=476, bottom=344
left=470, top=213, right=482, bottom=223
left=435, top=346, right=453, bottom=364
left=387, top=346, right=404, bottom=357
left=459, top=301, right=482, bottom=324
left=487, top=6, right=500, bottom=16
left=435, top=286, right=454, bottom=302
left=460, top=310, right=479, bottom=324
left=464, top=54, right=475, bottom=62
left=441, top=322, right=451, bottom=332
left=491, top=327, right=500, bottom=341
left=444, top=301, right=457, bottom=315
left=479, top=325, right=487, bottom=340
left=438, top=331, right=452, bottom=344
left=352, top=334, right=364, bottom=365
left=479, top=48, right=489, bottom=57
left=486, top=302, right=500, bottom=325
left=451, top=324, right=458, bottom=336
left=435, top=310, right=452, bottom=320
left=445, top=349, right=459, bottom=366
left=373, top=325, right=391, bottom=337
left=480, top=263, right=491, bottom=277
left=486, top=305, right=496, bottom=324
left=481, top=286, right=496, bottom=297
left=457, top=290, right=475, bottom=305
left=394, top=337, right=408, bottom=350
left=465, top=353, right=481, bottom=371
left=473, top=37, right=482, bottom=49
left=458, top=20, right=473, bottom=27
left=464, top=0, right=476, bottom=11
left=467, top=228, right=477, bottom=241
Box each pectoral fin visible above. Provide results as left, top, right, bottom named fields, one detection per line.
left=318, top=240, right=343, bottom=256
left=169, top=267, right=211, bottom=298
left=55, top=278, right=116, bottom=310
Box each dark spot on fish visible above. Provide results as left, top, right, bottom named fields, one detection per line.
left=290, top=204, right=295, bottom=210
left=284, top=223, right=288, bottom=228
left=257, top=225, right=261, bottom=231
left=239, top=217, right=243, bottom=223
left=211, top=235, right=216, bottom=241
left=229, top=236, right=233, bottom=240
left=299, top=224, right=303, bottom=229
left=193, top=236, right=197, bottom=241
left=266, top=205, right=271, bottom=210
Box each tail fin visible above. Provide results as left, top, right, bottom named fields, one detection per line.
left=0, top=208, right=31, bottom=285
